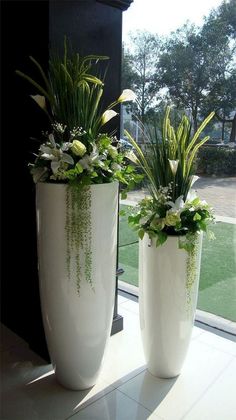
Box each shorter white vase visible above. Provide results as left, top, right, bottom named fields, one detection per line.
left=36, top=182, right=118, bottom=390
left=139, top=233, right=202, bottom=378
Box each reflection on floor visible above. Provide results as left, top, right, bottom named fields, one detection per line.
left=1, top=292, right=236, bottom=420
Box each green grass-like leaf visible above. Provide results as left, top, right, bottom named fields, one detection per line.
left=125, top=107, right=215, bottom=202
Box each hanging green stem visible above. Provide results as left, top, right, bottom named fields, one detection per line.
left=65, top=185, right=92, bottom=294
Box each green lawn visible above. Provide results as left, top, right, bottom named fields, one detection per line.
left=119, top=205, right=236, bottom=321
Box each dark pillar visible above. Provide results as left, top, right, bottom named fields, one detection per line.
left=1, top=0, right=133, bottom=360
left=1, top=0, right=50, bottom=360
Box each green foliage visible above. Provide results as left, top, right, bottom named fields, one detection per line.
left=125, top=107, right=215, bottom=251
left=16, top=38, right=109, bottom=139
left=17, top=40, right=141, bottom=294
left=122, top=31, right=161, bottom=121
left=196, top=146, right=236, bottom=176
left=127, top=194, right=214, bottom=252
left=158, top=20, right=235, bottom=130
left=123, top=0, right=236, bottom=134
left=125, top=106, right=215, bottom=201
left=66, top=185, right=92, bottom=293
left=17, top=39, right=141, bottom=193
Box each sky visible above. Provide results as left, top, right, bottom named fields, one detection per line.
left=123, top=0, right=223, bottom=40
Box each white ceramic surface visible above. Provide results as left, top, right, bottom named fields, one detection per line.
left=139, top=233, right=202, bottom=378
left=36, top=182, right=118, bottom=390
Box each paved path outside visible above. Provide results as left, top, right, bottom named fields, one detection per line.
left=124, top=176, right=236, bottom=219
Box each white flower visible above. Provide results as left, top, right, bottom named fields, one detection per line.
left=79, top=154, right=91, bottom=171
left=52, top=122, right=67, bottom=134
left=168, top=159, right=179, bottom=176
left=40, top=144, right=55, bottom=159
left=167, top=195, right=185, bottom=212
left=71, top=140, right=86, bottom=156
left=39, top=140, right=74, bottom=175
left=111, top=162, right=121, bottom=172
left=101, top=110, right=118, bottom=125
left=79, top=145, right=104, bottom=171
left=186, top=189, right=198, bottom=202
left=118, top=89, right=136, bottom=102
left=165, top=210, right=181, bottom=226
left=50, top=152, right=74, bottom=174
left=126, top=150, right=138, bottom=164
left=49, top=133, right=56, bottom=147
left=31, top=166, right=48, bottom=183
left=190, top=175, right=199, bottom=188
left=50, top=151, right=74, bottom=175
left=30, top=95, right=46, bottom=110
left=61, top=142, right=71, bottom=152
left=108, top=145, right=118, bottom=158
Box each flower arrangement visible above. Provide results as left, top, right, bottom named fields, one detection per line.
left=16, top=40, right=141, bottom=293
left=125, top=106, right=215, bottom=251
left=16, top=40, right=139, bottom=192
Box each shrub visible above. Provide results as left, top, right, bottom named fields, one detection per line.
left=196, top=146, right=236, bottom=176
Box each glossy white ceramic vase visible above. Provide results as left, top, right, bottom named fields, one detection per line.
left=36, top=182, right=118, bottom=390
left=139, top=233, right=202, bottom=378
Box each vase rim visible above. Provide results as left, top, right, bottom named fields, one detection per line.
left=36, top=181, right=119, bottom=188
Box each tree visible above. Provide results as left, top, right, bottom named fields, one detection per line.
left=201, top=0, right=236, bottom=141
left=158, top=21, right=233, bottom=132
left=122, top=31, right=161, bottom=122
left=208, top=0, right=236, bottom=38
left=158, top=0, right=236, bottom=139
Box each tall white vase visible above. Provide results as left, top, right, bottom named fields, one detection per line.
left=36, top=182, right=118, bottom=390
left=139, top=233, right=202, bottom=378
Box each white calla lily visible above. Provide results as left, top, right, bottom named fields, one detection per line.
left=186, top=189, right=198, bottom=202
left=168, top=159, right=179, bottom=176
left=190, top=175, right=199, bottom=187
left=30, top=95, right=46, bottom=110
left=126, top=150, right=138, bottom=164
left=118, top=89, right=136, bottom=103
left=101, top=110, right=118, bottom=125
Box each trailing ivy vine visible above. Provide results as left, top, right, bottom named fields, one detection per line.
left=186, top=233, right=201, bottom=305
left=65, top=185, right=93, bottom=294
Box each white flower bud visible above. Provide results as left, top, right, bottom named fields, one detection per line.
left=168, top=159, right=179, bottom=176
left=30, top=95, right=46, bottom=110
left=118, top=89, right=136, bottom=102
left=71, top=140, right=86, bottom=157
left=101, top=110, right=118, bottom=125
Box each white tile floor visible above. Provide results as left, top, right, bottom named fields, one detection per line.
left=1, top=293, right=236, bottom=420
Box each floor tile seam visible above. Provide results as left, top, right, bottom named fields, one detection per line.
left=115, top=386, right=153, bottom=415
left=64, top=386, right=116, bottom=420
left=118, top=303, right=139, bottom=315
left=190, top=331, right=205, bottom=341
left=109, top=366, right=147, bottom=390
left=65, top=386, right=152, bottom=420
left=118, top=299, right=130, bottom=305
left=195, top=317, right=236, bottom=335
left=119, top=295, right=235, bottom=335
left=119, top=306, right=139, bottom=316
left=196, top=337, right=236, bottom=356
left=179, top=356, right=235, bottom=420
left=198, top=323, right=236, bottom=339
